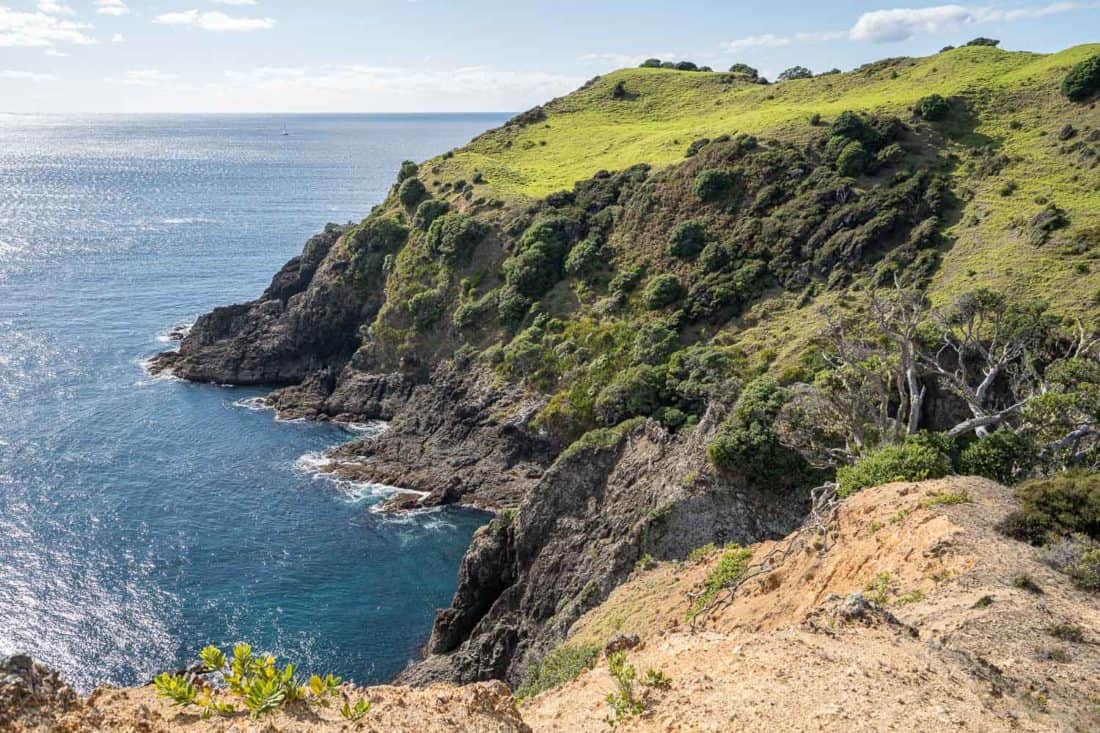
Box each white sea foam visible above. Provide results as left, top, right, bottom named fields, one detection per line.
left=155, top=322, right=192, bottom=344
left=339, top=419, right=388, bottom=437
left=233, top=396, right=274, bottom=412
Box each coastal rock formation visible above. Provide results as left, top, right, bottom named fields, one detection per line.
left=399, top=407, right=804, bottom=687
left=150, top=223, right=368, bottom=386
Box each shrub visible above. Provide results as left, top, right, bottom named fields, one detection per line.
left=697, top=241, right=730, bottom=272
left=412, top=199, right=449, bottom=230
left=426, top=212, right=486, bottom=266
left=408, top=289, right=444, bottom=330
left=836, top=140, right=870, bottom=177
left=836, top=439, right=952, bottom=497
left=666, top=345, right=736, bottom=410
left=832, top=110, right=868, bottom=141
left=594, top=365, right=665, bottom=424
left=610, top=266, right=644, bottom=294
left=1066, top=547, right=1100, bottom=591
left=685, top=138, right=710, bottom=157
left=708, top=378, right=807, bottom=485
left=965, top=37, right=999, bottom=47
left=915, top=94, right=950, bottom=121
left=643, top=274, right=681, bottom=309
left=564, top=234, right=604, bottom=278
left=1000, top=471, right=1100, bottom=545
left=1061, top=53, right=1100, bottom=102
left=876, top=142, right=905, bottom=166
left=674, top=61, right=698, bottom=71
left=497, top=285, right=531, bottom=325
left=958, top=430, right=1035, bottom=483
left=689, top=546, right=753, bottom=617
left=396, top=160, right=418, bottom=183
left=612, top=80, right=627, bottom=99
left=605, top=651, right=644, bottom=725
left=728, top=63, right=758, bottom=79
left=660, top=61, right=676, bottom=69
left=693, top=169, right=735, bottom=202
left=667, top=220, right=707, bottom=258
left=503, top=246, right=561, bottom=299
left=452, top=296, right=493, bottom=329
left=640, top=58, right=662, bottom=68
left=778, top=66, right=812, bottom=81
left=515, top=644, right=600, bottom=701
left=632, top=321, right=678, bottom=365
left=397, top=177, right=427, bottom=207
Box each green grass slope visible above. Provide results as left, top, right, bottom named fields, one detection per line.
left=418, top=44, right=1098, bottom=316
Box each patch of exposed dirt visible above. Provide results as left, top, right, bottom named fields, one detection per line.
left=523, top=477, right=1100, bottom=732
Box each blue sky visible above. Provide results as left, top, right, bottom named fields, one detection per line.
left=1, top=0, right=1097, bottom=113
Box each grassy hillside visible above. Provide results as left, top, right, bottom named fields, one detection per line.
left=418, top=44, right=1098, bottom=317
left=335, top=42, right=1099, bottom=451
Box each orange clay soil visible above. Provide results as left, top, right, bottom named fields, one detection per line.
left=523, top=477, right=1100, bottom=732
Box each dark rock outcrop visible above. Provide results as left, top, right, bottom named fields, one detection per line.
left=397, top=407, right=806, bottom=687
left=150, top=224, right=370, bottom=386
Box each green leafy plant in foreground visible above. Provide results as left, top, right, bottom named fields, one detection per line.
left=341, top=698, right=372, bottom=721
left=604, top=651, right=644, bottom=727
left=155, top=643, right=346, bottom=720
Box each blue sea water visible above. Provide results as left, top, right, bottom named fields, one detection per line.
left=0, top=113, right=508, bottom=692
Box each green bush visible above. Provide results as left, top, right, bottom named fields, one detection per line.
left=708, top=378, right=807, bottom=486
left=397, top=177, right=427, bottom=207
left=697, top=241, right=730, bottom=272
left=397, top=160, right=418, bottom=183
left=832, top=110, right=868, bottom=141
left=689, top=545, right=753, bottom=617
left=958, top=430, right=1035, bottom=483
left=408, top=289, right=444, bottom=330
left=667, top=220, right=707, bottom=258
left=693, top=169, right=735, bottom=202
left=594, top=365, right=665, bottom=424
left=564, top=234, right=604, bottom=278
left=666, top=345, right=736, bottom=411
left=675, top=61, right=698, bottom=71
left=610, top=266, right=645, bottom=294
left=516, top=643, right=602, bottom=701
left=1001, top=471, right=1100, bottom=545
left=916, top=94, right=950, bottom=121
left=836, top=439, right=952, bottom=497
left=728, top=63, right=758, bottom=79
left=497, top=285, right=532, bottom=326
left=875, top=142, right=906, bottom=166
left=640, top=58, right=662, bottom=68
left=426, top=212, right=486, bottom=266
left=1061, top=53, right=1100, bottom=102
left=503, top=246, right=561, bottom=298
left=632, top=321, right=678, bottom=365
left=643, top=274, right=682, bottom=309
left=778, top=66, right=812, bottom=81
left=412, top=199, right=449, bottom=230
left=836, top=140, right=870, bottom=177
left=1067, top=547, right=1100, bottom=591
left=965, top=37, right=999, bottom=47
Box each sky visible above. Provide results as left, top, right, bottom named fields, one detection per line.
left=0, top=0, right=1097, bottom=113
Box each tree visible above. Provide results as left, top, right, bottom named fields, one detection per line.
left=916, top=94, right=950, bottom=121
left=640, top=58, right=662, bottom=68
left=398, top=177, right=427, bottom=207
left=965, top=37, right=999, bottom=47
left=918, top=289, right=1055, bottom=437
left=778, top=66, right=812, bottom=81
left=728, top=63, right=758, bottom=79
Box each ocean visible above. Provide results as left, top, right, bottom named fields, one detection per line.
left=0, top=112, right=509, bottom=692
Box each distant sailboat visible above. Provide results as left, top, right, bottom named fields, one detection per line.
left=281, top=124, right=289, bottom=136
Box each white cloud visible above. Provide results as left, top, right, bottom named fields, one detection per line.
left=111, top=32, right=123, bottom=42
left=1, top=69, right=56, bottom=80
left=109, top=68, right=179, bottom=85
left=44, top=46, right=67, bottom=56
left=725, top=33, right=792, bottom=51
left=37, top=0, right=75, bottom=17
left=214, top=64, right=583, bottom=109
left=154, top=9, right=275, bottom=32
left=724, top=2, right=1098, bottom=49
left=0, top=7, right=95, bottom=47
left=96, top=0, right=130, bottom=17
